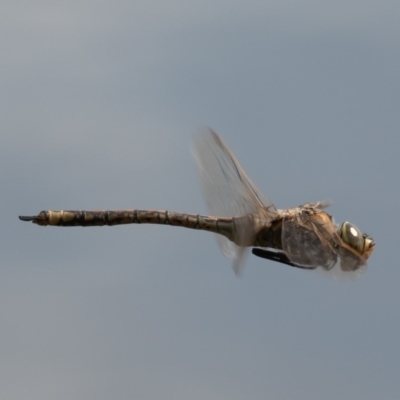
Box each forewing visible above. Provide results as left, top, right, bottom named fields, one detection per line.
left=318, top=247, right=367, bottom=280
left=281, top=212, right=337, bottom=270
left=337, top=244, right=367, bottom=272
left=281, top=209, right=367, bottom=279
left=193, top=128, right=277, bottom=273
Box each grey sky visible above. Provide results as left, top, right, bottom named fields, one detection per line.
left=2, top=1, right=400, bottom=399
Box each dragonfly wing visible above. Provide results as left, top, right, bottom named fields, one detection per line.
left=281, top=208, right=367, bottom=279
left=231, top=246, right=249, bottom=276
left=193, top=128, right=277, bottom=273
left=318, top=245, right=367, bottom=280
left=281, top=212, right=337, bottom=270
left=193, top=129, right=277, bottom=216
left=337, top=244, right=367, bottom=272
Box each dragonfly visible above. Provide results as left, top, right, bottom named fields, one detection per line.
left=19, top=129, right=375, bottom=277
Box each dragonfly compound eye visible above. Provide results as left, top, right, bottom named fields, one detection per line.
left=339, top=221, right=365, bottom=254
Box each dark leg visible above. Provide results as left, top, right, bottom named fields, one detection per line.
left=252, top=248, right=316, bottom=270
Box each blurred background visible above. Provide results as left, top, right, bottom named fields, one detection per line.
left=1, top=1, right=399, bottom=399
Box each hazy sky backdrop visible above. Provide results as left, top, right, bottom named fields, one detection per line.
left=2, top=1, right=400, bottom=399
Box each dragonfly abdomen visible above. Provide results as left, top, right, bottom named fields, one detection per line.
left=19, top=210, right=235, bottom=240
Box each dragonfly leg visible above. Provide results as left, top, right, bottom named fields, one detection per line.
left=252, top=248, right=316, bottom=270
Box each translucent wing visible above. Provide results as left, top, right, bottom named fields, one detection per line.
left=281, top=206, right=367, bottom=279
left=193, top=128, right=278, bottom=274
left=335, top=243, right=368, bottom=278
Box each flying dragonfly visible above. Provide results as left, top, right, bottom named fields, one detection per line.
left=19, top=129, right=375, bottom=277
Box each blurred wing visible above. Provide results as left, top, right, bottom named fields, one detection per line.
left=336, top=244, right=368, bottom=277
left=281, top=212, right=337, bottom=270
left=316, top=246, right=367, bottom=280
left=281, top=209, right=367, bottom=279
left=193, top=129, right=277, bottom=274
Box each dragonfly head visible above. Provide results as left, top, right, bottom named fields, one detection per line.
left=339, top=221, right=375, bottom=259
